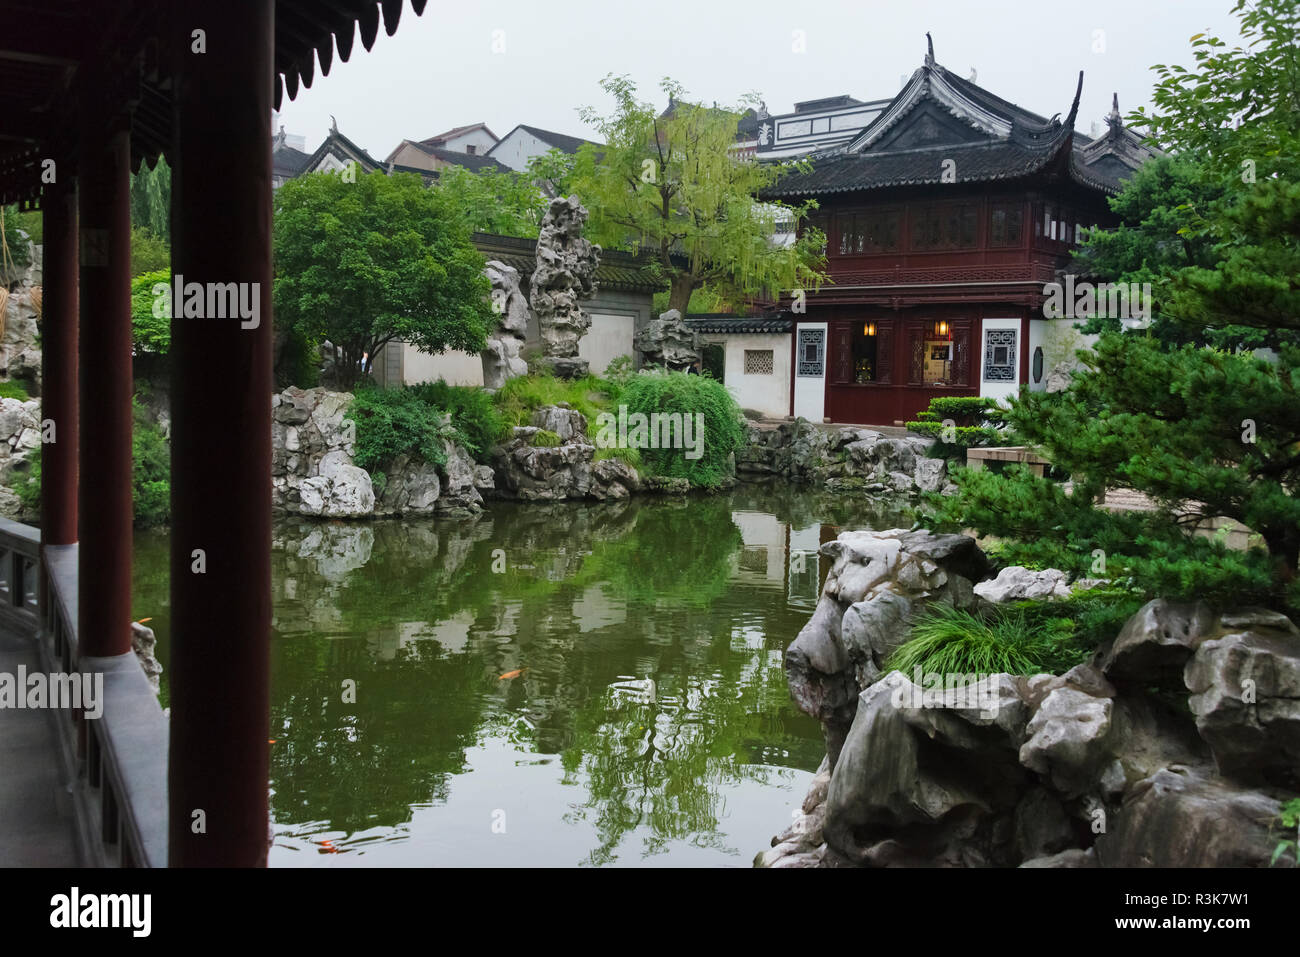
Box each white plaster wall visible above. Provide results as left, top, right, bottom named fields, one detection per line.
left=719, top=333, right=791, bottom=418
left=442, top=128, right=498, bottom=156
left=578, top=313, right=635, bottom=376
left=979, top=317, right=1022, bottom=404
left=1040, top=319, right=1098, bottom=375
left=793, top=323, right=827, bottom=422
left=487, top=129, right=550, bottom=172
left=402, top=343, right=484, bottom=387
left=1027, top=319, right=1047, bottom=391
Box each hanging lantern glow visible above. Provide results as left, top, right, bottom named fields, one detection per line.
left=864, top=321, right=877, bottom=337
left=933, top=319, right=950, bottom=338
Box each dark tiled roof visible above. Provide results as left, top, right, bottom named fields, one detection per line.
left=794, top=95, right=866, bottom=114
left=685, top=314, right=793, bottom=334
left=471, top=232, right=666, bottom=293
left=408, top=142, right=511, bottom=172
left=272, top=144, right=310, bottom=177
left=419, top=123, right=498, bottom=147
left=511, top=125, right=599, bottom=154
left=764, top=137, right=1070, bottom=197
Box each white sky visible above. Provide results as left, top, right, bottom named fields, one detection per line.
left=274, top=0, right=1244, bottom=157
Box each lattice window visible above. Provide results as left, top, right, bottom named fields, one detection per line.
left=744, top=349, right=775, bottom=375
left=797, top=329, right=825, bottom=377
left=983, top=329, right=1017, bottom=382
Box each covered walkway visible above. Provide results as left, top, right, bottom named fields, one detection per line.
left=0, top=0, right=434, bottom=867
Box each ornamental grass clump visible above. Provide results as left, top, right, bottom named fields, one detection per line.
left=617, top=371, right=745, bottom=488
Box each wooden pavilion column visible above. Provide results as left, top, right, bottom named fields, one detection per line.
left=40, top=176, right=78, bottom=547
left=168, top=0, right=275, bottom=867
left=78, top=126, right=133, bottom=658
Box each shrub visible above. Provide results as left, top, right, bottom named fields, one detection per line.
left=531, top=429, right=562, bottom=448
left=408, top=380, right=504, bottom=460
left=618, top=370, right=745, bottom=488
left=906, top=396, right=1007, bottom=453
left=12, top=448, right=39, bottom=514
left=10, top=399, right=172, bottom=526
left=346, top=388, right=455, bottom=472
left=132, top=399, right=170, bottom=527
left=1, top=206, right=31, bottom=270
left=130, top=226, right=170, bottom=275
left=131, top=269, right=172, bottom=355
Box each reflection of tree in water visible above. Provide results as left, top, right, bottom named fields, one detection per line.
left=157, top=489, right=831, bottom=853
left=558, top=621, right=807, bottom=866
left=269, top=632, right=485, bottom=834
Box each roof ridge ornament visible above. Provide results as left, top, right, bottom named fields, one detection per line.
left=925, top=32, right=935, bottom=68
left=1107, top=92, right=1122, bottom=132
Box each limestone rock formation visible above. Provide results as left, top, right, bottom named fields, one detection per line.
left=975, top=565, right=1072, bottom=603
left=783, top=528, right=989, bottom=764
left=1, top=237, right=42, bottom=396
left=489, top=403, right=639, bottom=502
left=480, top=260, right=530, bottom=389
left=633, top=309, right=700, bottom=370
left=529, top=197, right=599, bottom=379
left=132, top=620, right=163, bottom=694
left=760, top=536, right=1300, bottom=869
left=271, top=387, right=482, bottom=518
left=736, top=419, right=952, bottom=498
left=0, top=396, right=42, bottom=520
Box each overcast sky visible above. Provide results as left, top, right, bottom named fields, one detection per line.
left=274, top=0, right=1244, bottom=157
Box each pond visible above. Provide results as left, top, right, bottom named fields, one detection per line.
left=131, top=485, right=907, bottom=867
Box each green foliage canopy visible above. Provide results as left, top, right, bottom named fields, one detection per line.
left=570, top=75, right=827, bottom=314
left=273, top=170, right=494, bottom=388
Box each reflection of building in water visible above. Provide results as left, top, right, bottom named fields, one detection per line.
left=572, top=585, right=627, bottom=634
left=786, top=524, right=824, bottom=609
left=730, top=510, right=830, bottom=609
left=731, top=510, right=788, bottom=583
left=368, top=609, right=477, bottom=660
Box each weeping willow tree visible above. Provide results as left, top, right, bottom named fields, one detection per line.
left=571, top=75, right=827, bottom=314
left=130, top=157, right=171, bottom=244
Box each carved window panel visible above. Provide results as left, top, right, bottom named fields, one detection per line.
left=797, top=328, right=826, bottom=377
left=983, top=329, right=1018, bottom=382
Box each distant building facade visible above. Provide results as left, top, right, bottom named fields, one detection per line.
left=487, top=124, right=599, bottom=173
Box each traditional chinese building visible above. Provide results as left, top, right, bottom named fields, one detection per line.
left=762, top=38, right=1158, bottom=425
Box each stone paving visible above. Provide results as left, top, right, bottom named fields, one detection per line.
left=0, top=627, right=79, bottom=866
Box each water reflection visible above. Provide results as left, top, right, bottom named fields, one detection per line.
left=132, top=483, right=906, bottom=866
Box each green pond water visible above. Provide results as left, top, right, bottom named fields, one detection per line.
left=131, top=485, right=906, bottom=867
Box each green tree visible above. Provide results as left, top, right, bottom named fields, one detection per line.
left=273, top=170, right=494, bottom=389
left=924, top=0, right=1300, bottom=614
left=1125, top=0, right=1299, bottom=348
left=1069, top=154, right=1230, bottom=345
left=130, top=226, right=170, bottom=275
left=923, top=335, right=1298, bottom=610
left=435, top=164, right=548, bottom=238
left=131, top=269, right=171, bottom=354
left=130, top=158, right=171, bottom=243
left=524, top=147, right=579, bottom=197
left=571, top=75, right=826, bottom=314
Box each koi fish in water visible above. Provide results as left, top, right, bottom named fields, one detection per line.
left=498, top=668, right=528, bottom=681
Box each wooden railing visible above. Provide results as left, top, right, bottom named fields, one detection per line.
left=0, top=517, right=169, bottom=867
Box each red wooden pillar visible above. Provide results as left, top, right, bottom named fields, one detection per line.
left=41, top=177, right=78, bottom=546
left=78, top=129, right=133, bottom=658
left=168, top=0, right=275, bottom=867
